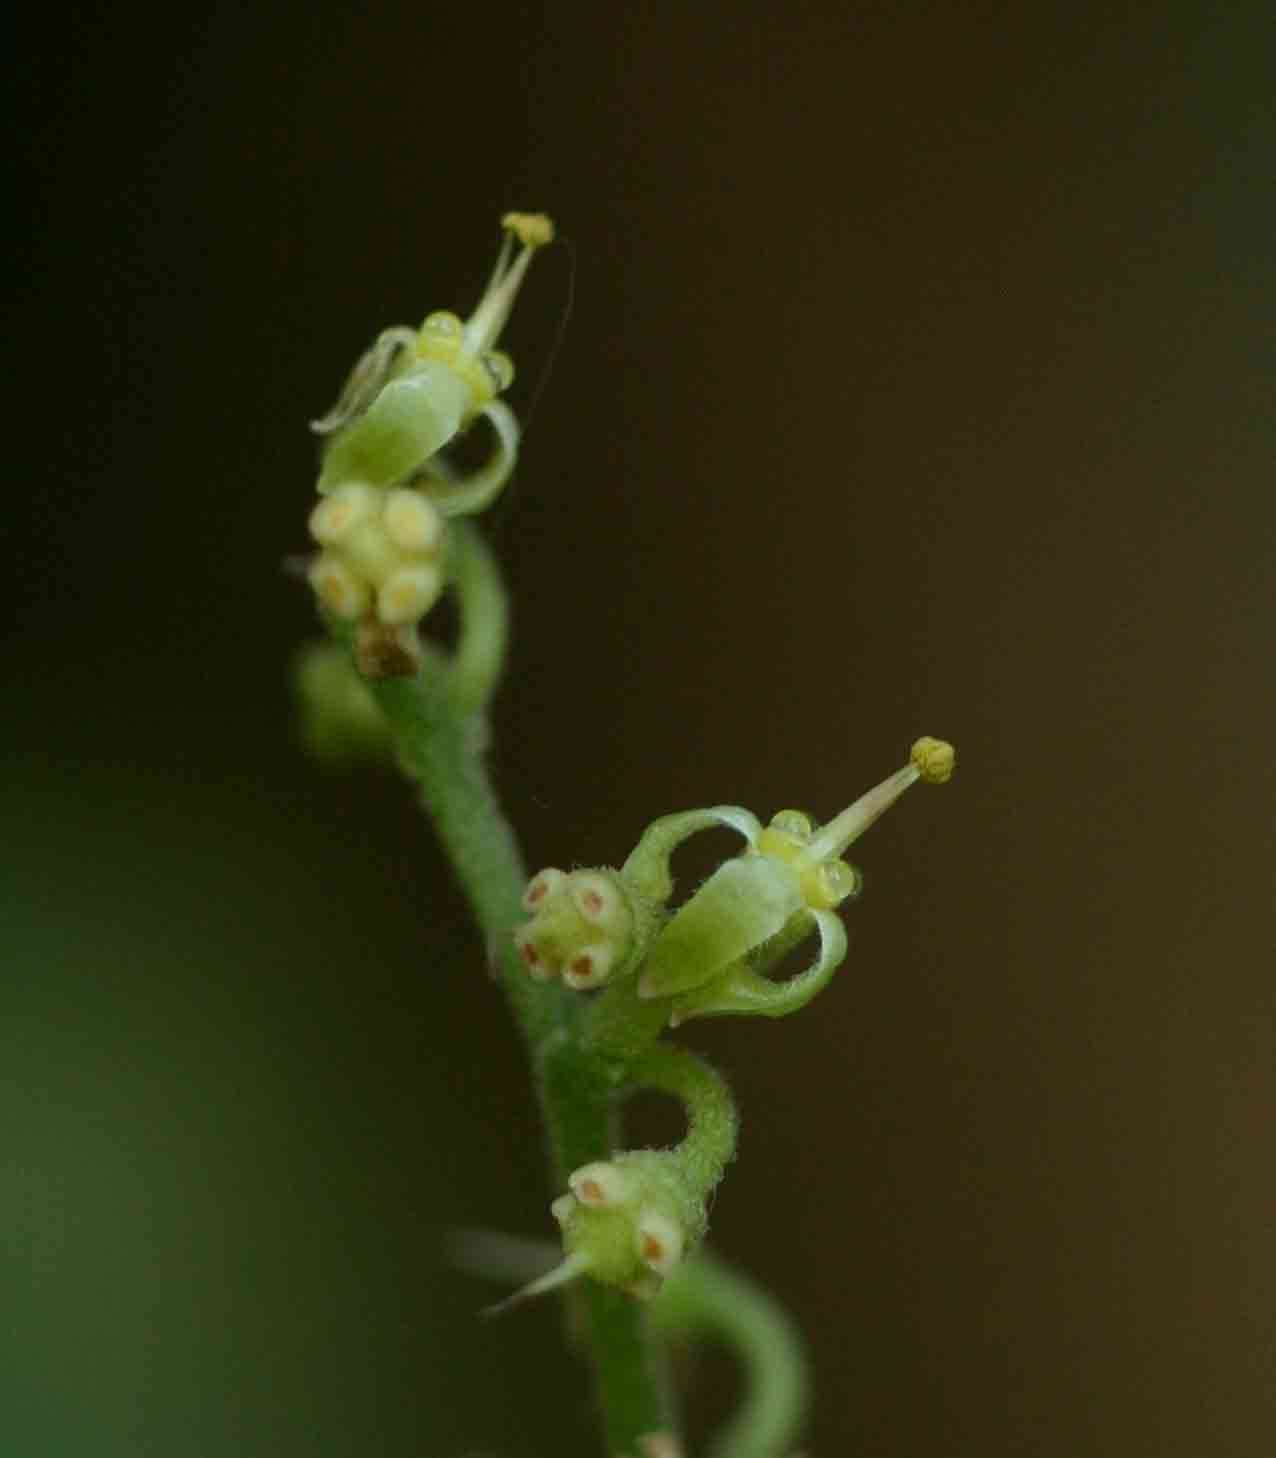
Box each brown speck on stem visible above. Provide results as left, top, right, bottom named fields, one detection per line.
left=355, top=619, right=421, bottom=679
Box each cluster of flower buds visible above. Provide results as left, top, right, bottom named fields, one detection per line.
left=515, top=736, right=955, bottom=1024
left=308, top=483, right=445, bottom=627
left=306, top=213, right=552, bottom=647
left=514, top=867, right=665, bottom=990
left=509, top=739, right=953, bottom=1303
left=551, top=1152, right=702, bottom=1299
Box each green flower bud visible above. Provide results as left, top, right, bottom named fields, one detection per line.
left=515, top=867, right=660, bottom=990
left=487, top=1046, right=736, bottom=1312
left=552, top=1151, right=702, bottom=1299
left=308, top=483, right=445, bottom=629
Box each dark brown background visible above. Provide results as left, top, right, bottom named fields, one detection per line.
left=6, top=4, right=1274, bottom=1456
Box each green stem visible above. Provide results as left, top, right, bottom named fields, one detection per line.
left=370, top=660, right=558, bottom=1043
left=629, top=1043, right=738, bottom=1204
left=445, top=520, right=508, bottom=717
left=539, top=1036, right=678, bottom=1450
left=336, top=535, right=678, bottom=1456
left=655, top=1251, right=810, bottom=1458
left=585, top=970, right=672, bottom=1072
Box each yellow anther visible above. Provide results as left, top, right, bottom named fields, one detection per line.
left=755, top=825, right=809, bottom=867
left=800, top=858, right=860, bottom=911
left=910, top=736, right=956, bottom=784
left=501, top=211, right=555, bottom=247
left=420, top=310, right=463, bottom=338
left=769, top=810, right=815, bottom=838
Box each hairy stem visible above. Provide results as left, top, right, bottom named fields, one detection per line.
left=629, top=1043, right=739, bottom=1203
left=336, top=534, right=678, bottom=1454
left=540, top=1036, right=678, bottom=1450
left=445, top=520, right=509, bottom=717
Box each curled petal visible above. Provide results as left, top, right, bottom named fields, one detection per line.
left=638, top=856, right=803, bottom=1002
left=621, top=806, right=761, bottom=905
left=668, top=909, right=849, bottom=1025
left=422, top=399, right=521, bottom=518
left=310, top=327, right=418, bottom=436
left=317, top=360, right=470, bottom=493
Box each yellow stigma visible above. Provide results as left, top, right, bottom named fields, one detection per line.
left=910, top=737, right=956, bottom=784
left=501, top=211, right=555, bottom=247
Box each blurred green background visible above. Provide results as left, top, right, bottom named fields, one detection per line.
left=7, top=4, right=1274, bottom=1455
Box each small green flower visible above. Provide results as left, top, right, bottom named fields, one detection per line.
left=514, top=741, right=954, bottom=1020
left=489, top=1045, right=737, bottom=1311
left=312, top=213, right=553, bottom=512
left=515, top=808, right=759, bottom=992
left=638, top=738, right=955, bottom=1024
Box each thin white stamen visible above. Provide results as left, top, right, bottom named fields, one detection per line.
left=479, top=1249, right=592, bottom=1318
left=804, top=765, right=920, bottom=863
left=462, top=236, right=537, bottom=359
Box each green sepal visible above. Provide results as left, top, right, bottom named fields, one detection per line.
left=621, top=806, right=760, bottom=904
left=310, top=326, right=418, bottom=436
left=317, top=360, right=469, bottom=493
left=668, top=908, right=848, bottom=1024
left=421, top=399, right=520, bottom=518
left=638, top=855, right=804, bottom=1001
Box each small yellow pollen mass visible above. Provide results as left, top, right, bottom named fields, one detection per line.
left=501, top=211, right=555, bottom=247
left=910, top=736, right=956, bottom=784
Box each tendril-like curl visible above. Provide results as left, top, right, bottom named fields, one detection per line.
left=493, top=1045, right=738, bottom=1310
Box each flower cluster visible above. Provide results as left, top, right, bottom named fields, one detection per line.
left=309, top=483, right=445, bottom=626
left=306, top=214, right=552, bottom=658
left=517, top=737, right=954, bottom=1298
left=518, top=736, right=954, bottom=1021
